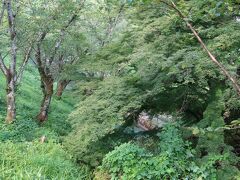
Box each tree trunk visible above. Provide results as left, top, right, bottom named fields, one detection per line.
left=56, top=80, right=70, bottom=99
left=5, top=0, right=17, bottom=124
left=37, top=79, right=53, bottom=122
left=5, top=73, right=16, bottom=124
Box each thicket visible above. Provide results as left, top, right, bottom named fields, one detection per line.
left=0, top=0, right=239, bottom=179
left=96, top=123, right=239, bottom=179
left=64, top=0, right=240, bottom=178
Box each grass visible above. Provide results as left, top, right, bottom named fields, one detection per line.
left=0, top=63, right=76, bottom=142
left=0, top=63, right=88, bottom=179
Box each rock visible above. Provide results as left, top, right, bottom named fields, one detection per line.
left=134, top=111, right=174, bottom=133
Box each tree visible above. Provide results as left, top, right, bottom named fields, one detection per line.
left=54, top=25, right=88, bottom=99
left=0, top=0, right=32, bottom=123
left=64, top=0, right=240, bottom=169
left=28, top=0, right=86, bottom=122
left=55, top=0, right=128, bottom=99
left=131, top=0, right=240, bottom=96
left=158, top=0, right=240, bottom=96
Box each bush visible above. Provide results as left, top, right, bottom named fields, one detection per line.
left=64, top=77, right=144, bottom=166
left=97, top=124, right=237, bottom=180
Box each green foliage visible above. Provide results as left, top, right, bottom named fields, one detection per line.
left=0, top=64, right=75, bottom=141
left=0, top=119, right=57, bottom=142
left=0, top=0, right=240, bottom=179
left=97, top=123, right=230, bottom=180
left=65, top=1, right=240, bottom=175
left=0, top=65, right=84, bottom=177
left=0, top=141, right=90, bottom=179
left=195, top=88, right=240, bottom=179
left=64, top=76, right=145, bottom=166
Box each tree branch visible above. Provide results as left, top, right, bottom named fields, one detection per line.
left=6, top=0, right=17, bottom=81
left=101, top=3, right=125, bottom=47
left=49, top=14, right=77, bottom=65
left=16, top=45, right=33, bottom=84
left=0, top=53, right=8, bottom=77
left=0, top=0, right=6, bottom=26
left=49, top=0, right=86, bottom=65
left=160, top=0, right=240, bottom=96
left=35, top=43, right=47, bottom=79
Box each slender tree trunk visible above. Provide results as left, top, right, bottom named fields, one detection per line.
left=37, top=78, right=54, bottom=122
left=56, top=80, right=70, bottom=99
left=35, top=38, right=53, bottom=122
left=4, top=0, right=17, bottom=123
left=5, top=72, right=16, bottom=124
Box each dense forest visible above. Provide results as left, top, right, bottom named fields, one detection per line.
left=0, top=0, right=240, bottom=179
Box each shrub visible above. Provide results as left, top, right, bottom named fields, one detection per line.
left=97, top=123, right=234, bottom=180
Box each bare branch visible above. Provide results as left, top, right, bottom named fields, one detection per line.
left=30, top=57, right=37, bottom=66
left=0, top=0, right=6, bottom=26
left=0, top=53, right=8, bottom=77
left=37, top=31, right=48, bottom=43
left=101, top=3, right=125, bottom=47
left=2, top=50, right=10, bottom=60
left=16, top=45, right=33, bottom=84
left=49, top=14, right=77, bottom=65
